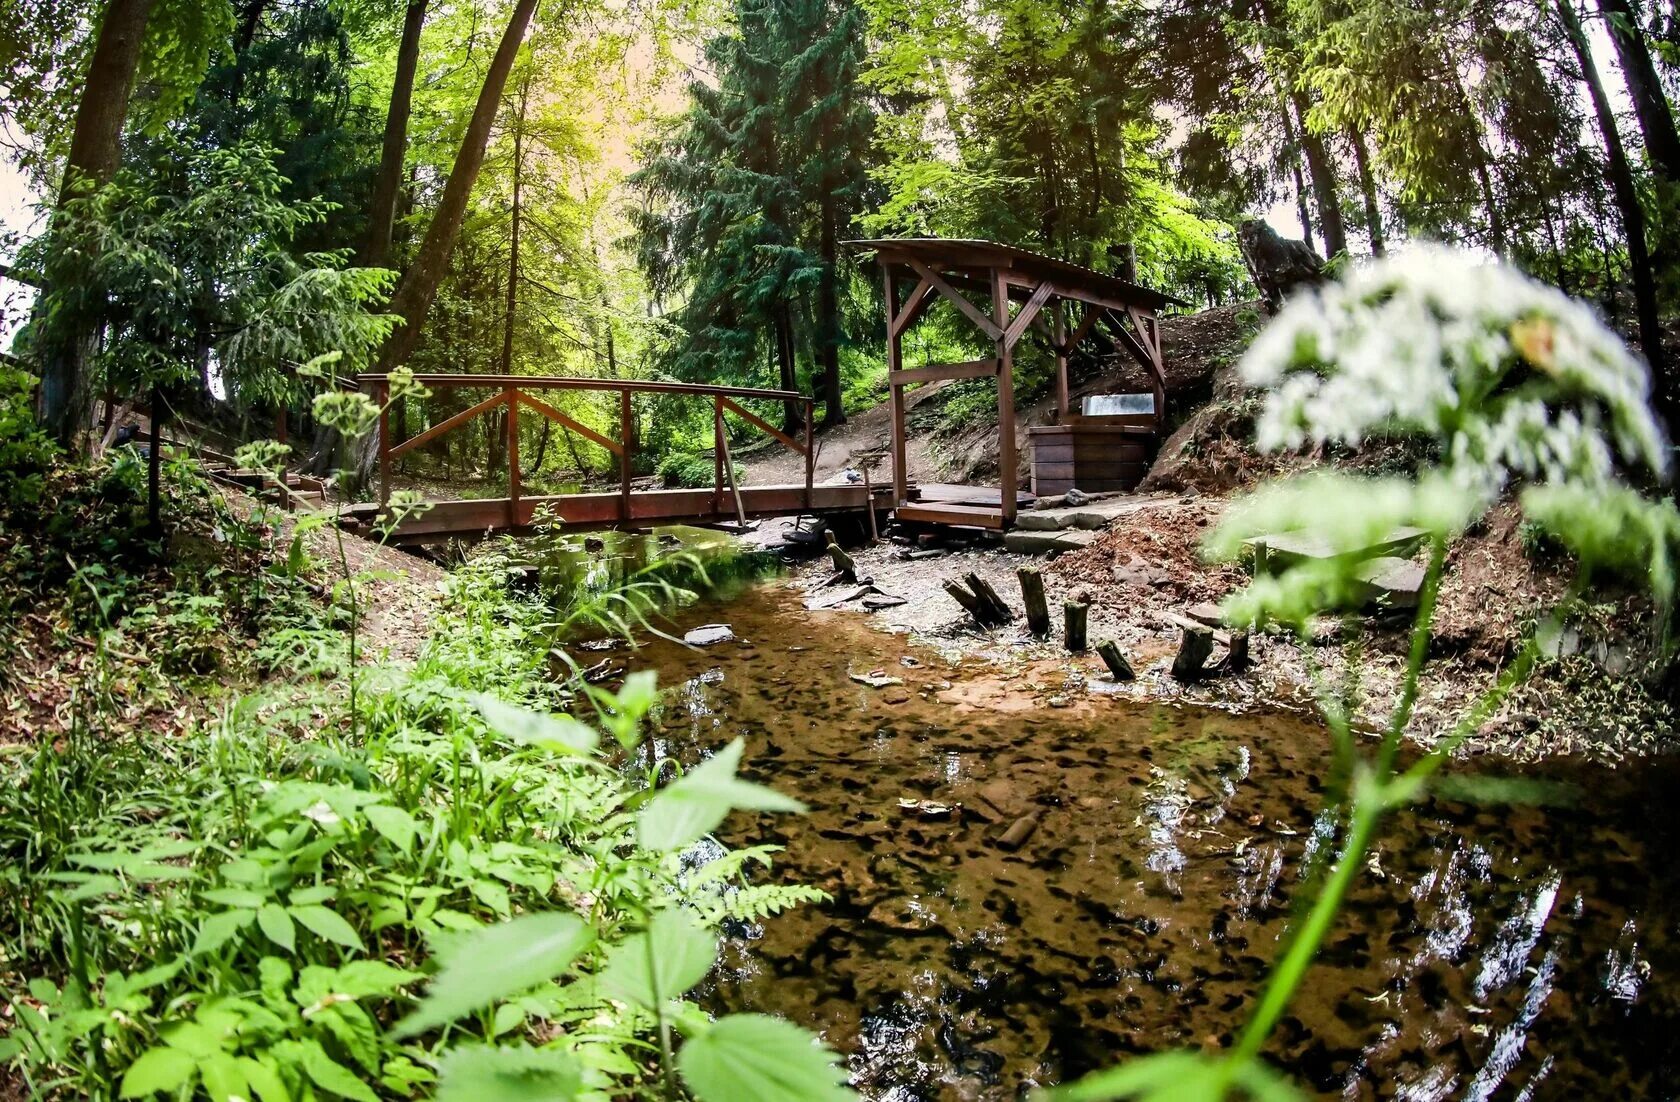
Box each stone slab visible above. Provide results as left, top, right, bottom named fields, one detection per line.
left=1004, top=528, right=1100, bottom=556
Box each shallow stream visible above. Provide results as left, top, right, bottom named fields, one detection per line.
left=557, top=544, right=1680, bottom=1099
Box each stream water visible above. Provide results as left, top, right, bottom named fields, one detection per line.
left=543, top=540, right=1680, bottom=1099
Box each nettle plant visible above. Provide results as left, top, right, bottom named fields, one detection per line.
left=1056, top=249, right=1679, bottom=1100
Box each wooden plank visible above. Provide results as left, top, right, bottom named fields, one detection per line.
left=377, top=382, right=391, bottom=510
left=889, top=276, right=936, bottom=339
left=993, top=266, right=1017, bottom=527
left=1030, top=445, right=1149, bottom=463
left=619, top=389, right=633, bottom=524
left=1030, top=460, right=1147, bottom=481
left=358, top=374, right=805, bottom=404
left=505, top=387, right=520, bottom=525
left=389, top=390, right=508, bottom=460
left=715, top=405, right=747, bottom=528
left=905, top=257, right=1004, bottom=341
left=895, top=502, right=1006, bottom=530
left=884, top=263, right=908, bottom=505
left=518, top=390, right=624, bottom=456
left=1001, top=280, right=1054, bottom=350
left=890, top=359, right=997, bottom=386
left=720, top=395, right=805, bottom=454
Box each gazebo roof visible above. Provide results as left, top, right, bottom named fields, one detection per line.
left=846, top=237, right=1190, bottom=312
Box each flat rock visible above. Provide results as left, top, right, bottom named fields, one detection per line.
left=683, top=624, right=734, bottom=646
left=1014, top=496, right=1169, bottom=532
left=1185, top=602, right=1226, bottom=627
left=1354, top=556, right=1425, bottom=609
left=1004, top=528, right=1100, bottom=556
left=1245, top=526, right=1426, bottom=571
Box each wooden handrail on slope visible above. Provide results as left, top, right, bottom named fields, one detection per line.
left=356, top=374, right=817, bottom=527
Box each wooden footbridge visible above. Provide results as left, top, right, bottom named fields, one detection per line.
left=345, top=373, right=901, bottom=545
left=345, top=238, right=1182, bottom=546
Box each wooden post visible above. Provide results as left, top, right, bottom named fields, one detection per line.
left=505, top=386, right=520, bottom=527
left=965, top=572, right=1013, bottom=624
left=619, top=388, right=633, bottom=526
left=275, top=405, right=288, bottom=447
left=1096, top=640, right=1135, bottom=681
left=1172, top=623, right=1215, bottom=682
left=860, top=461, right=878, bottom=543
left=824, top=530, right=857, bottom=583
left=377, top=380, right=391, bottom=511
left=1063, top=598, right=1088, bottom=653
left=992, top=266, right=1017, bottom=527
left=713, top=394, right=724, bottom=517
left=883, top=263, right=907, bottom=506
left=715, top=404, right=746, bottom=527
left=1018, top=566, right=1050, bottom=636
left=804, top=398, right=815, bottom=511
left=1052, top=303, right=1069, bottom=422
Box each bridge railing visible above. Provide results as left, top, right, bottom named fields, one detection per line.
left=354, top=374, right=816, bottom=528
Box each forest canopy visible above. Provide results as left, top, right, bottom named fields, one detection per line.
left=3, top=0, right=1678, bottom=478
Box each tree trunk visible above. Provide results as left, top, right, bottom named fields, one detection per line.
left=774, top=304, right=800, bottom=434
left=1289, top=92, right=1347, bottom=258
left=1349, top=129, right=1386, bottom=257
left=378, top=0, right=539, bottom=370
left=365, top=0, right=428, bottom=268
left=1598, top=0, right=1680, bottom=186
left=500, top=70, right=529, bottom=376
left=817, top=185, right=845, bottom=426
left=1279, top=98, right=1316, bottom=251
left=37, top=0, right=160, bottom=447
left=1560, top=0, right=1669, bottom=419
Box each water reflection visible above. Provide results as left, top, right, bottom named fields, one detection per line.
left=618, top=584, right=1680, bottom=1100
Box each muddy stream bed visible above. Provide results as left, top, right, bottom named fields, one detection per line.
left=553, top=550, right=1680, bottom=1099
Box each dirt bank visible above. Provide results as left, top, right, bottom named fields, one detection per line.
left=766, top=493, right=1677, bottom=763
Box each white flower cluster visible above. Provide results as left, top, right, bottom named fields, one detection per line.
left=1241, top=247, right=1669, bottom=491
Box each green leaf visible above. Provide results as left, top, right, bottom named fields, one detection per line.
left=393, top=913, right=595, bottom=1038
left=193, top=910, right=255, bottom=956
left=364, top=804, right=420, bottom=853
left=599, top=908, right=717, bottom=1009
left=434, top=1045, right=582, bottom=1102
left=161, top=1021, right=223, bottom=1058
left=290, top=904, right=364, bottom=950
left=474, top=694, right=600, bottom=756
left=332, top=959, right=424, bottom=998
left=236, top=1057, right=291, bottom=1102
left=677, top=1014, right=854, bottom=1102
left=119, top=1046, right=198, bottom=1097
left=201, top=888, right=267, bottom=908
left=299, top=1040, right=379, bottom=1102
left=198, top=1052, right=249, bottom=1102
left=639, top=739, right=805, bottom=851
left=258, top=903, right=296, bottom=953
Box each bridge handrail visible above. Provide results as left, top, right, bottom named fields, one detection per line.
left=354, top=373, right=807, bottom=404
left=355, top=372, right=817, bottom=528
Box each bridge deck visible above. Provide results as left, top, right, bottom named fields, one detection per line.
left=350, top=482, right=897, bottom=544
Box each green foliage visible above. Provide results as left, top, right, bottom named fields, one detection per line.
left=0, top=463, right=845, bottom=1100
left=657, top=450, right=736, bottom=489
left=0, top=365, right=57, bottom=512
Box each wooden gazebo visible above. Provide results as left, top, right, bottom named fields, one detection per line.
left=849, top=238, right=1187, bottom=529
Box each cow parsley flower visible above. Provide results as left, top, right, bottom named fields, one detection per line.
left=1242, top=247, right=1668, bottom=490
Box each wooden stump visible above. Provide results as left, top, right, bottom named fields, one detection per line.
left=1063, top=600, right=1089, bottom=653
left=1226, top=630, right=1251, bottom=671
left=1017, top=567, right=1050, bottom=637
left=966, top=573, right=1013, bottom=625
left=1096, top=640, right=1134, bottom=681
left=1171, top=623, right=1215, bottom=682
left=942, top=579, right=985, bottom=622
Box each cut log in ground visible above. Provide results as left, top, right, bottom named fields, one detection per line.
left=1064, top=599, right=1089, bottom=653
left=1018, top=567, right=1050, bottom=637
left=1172, top=622, right=1215, bottom=682
left=942, top=573, right=1012, bottom=628
left=1096, top=640, right=1135, bottom=681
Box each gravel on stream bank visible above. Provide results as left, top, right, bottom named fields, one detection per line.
left=746, top=492, right=1680, bottom=764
